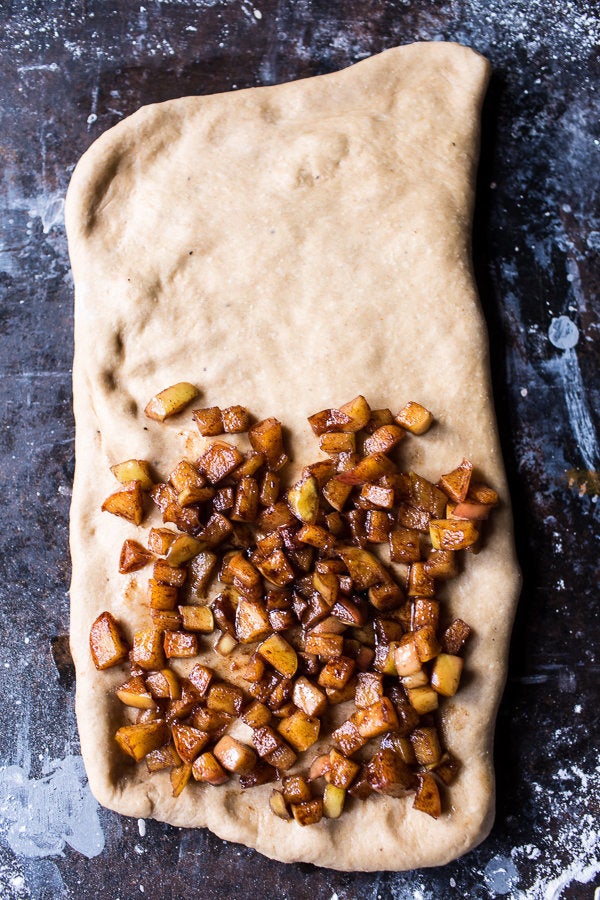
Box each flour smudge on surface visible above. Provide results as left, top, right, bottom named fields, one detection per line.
left=0, top=756, right=104, bottom=860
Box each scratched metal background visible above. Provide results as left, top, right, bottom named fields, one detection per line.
left=0, top=1, right=598, bottom=898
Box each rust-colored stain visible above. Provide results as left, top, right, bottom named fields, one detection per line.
left=566, top=468, right=600, bottom=497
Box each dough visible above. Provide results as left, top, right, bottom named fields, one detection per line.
left=66, top=42, right=521, bottom=870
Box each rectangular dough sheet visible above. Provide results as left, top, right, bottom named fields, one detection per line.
left=66, top=42, right=521, bottom=871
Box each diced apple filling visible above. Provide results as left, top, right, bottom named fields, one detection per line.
left=94, top=392, right=499, bottom=823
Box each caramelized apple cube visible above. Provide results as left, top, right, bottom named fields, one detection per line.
left=192, top=750, right=229, bottom=785
left=307, top=407, right=352, bottom=435
left=429, top=518, right=479, bottom=551
left=363, top=424, right=405, bottom=456
left=424, top=548, right=458, bottom=580
left=198, top=511, right=233, bottom=548
left=145, top=382, right=199, bottom=421
left=215, top=632, right=237, bottom=657
left=410, top=726, right=443, bottom=766
left=368, top=579, right=404, bottom=612
left=145, top=668, right=181, bottom=700
left=468, top=481, right=499, bottom=506
left=101, top=480, right=144, bottom=525
left=367, top=748, right=416, bottom=797
left=304, top=632, right=344, bottom=659
left=259, top=471, right=280, bottom=506
left=242, top=700, right=272, bottom=728
left=317, top=655, right=355, bottom=690
left=389, top=528, right=421, bottom=563
left=292, top=676, right=327, bottom=718
left=222, top=405, right=251, bottom=433
left=287, top=474, right=319, bottom=524
left=354, top=671, right=384, bottom=708
left=381, top=730, right=417, bottom=763
left=163, top=631, right=198, bottom=659
left=150, top=609, right=181, bottom=631
left=111, top=459, right=154, bottom=491
left=168, top=680, right=203, bottom=720
left=169, top=458, right=205, bottom=492
left=413, top=772, right=441, bottom=819
left=394, top=401, right=433, bottom=435
left=153, top=559, right=187, bottom=586
left=413, top=625, right=441, bottom=662
left=411, top=598, right=440, bottom=631
left=119, top=539, right=154, bottom=575
left=162, top=501, right=201, bottom=534
left=360, top=483, right=395, bottom=509
left=430, top=653, right=464, bottom=696
left=252, top=725, right=297, bottom=770
left=438, top=458, right=473, bottom=502
left=254, top=549, right=295, bottom=587
left=198, top=440, right=243, bottom=484
left=147, top=527, right=178, bottom=556
left=234, top=598, right=271, bottom=643
left=227, top=552, right=261, bottom=594
left=207, top=683, right=244, bottom=716
left=354, top=697, right=399, bottom=738
left=258, top=634, right=298, bottom=677
left=336, top=452, right=397, bottom=486
left=400, top=668, right=429, bottom=690
left=365, top=509, right=392, bottom=543
left=131, top=628, right=165, bottom=670
left=322, top=477, right=352, bottom=512
left=441, top=618, right=472, bottom=654
left=291, top=798, right=323, bottom=826
left=89, top=611, right=129, bottom=669
left=328, top=748, right=360, bottom=789
left=145, top=742, right=182, bottom=772
left=452, top=499, right=492, bottom=520
left=170, top=762, right=193, bottom=797
left=323, top=783, right=346, bottom=819
left=277, top=709, right=320, bottom=752
left=338, top=394, right=371, bottom=432
left=407, top=562, right=436, bottom=597
left=432, top=751, right=461, bottom=785
left=187, top=663, right=214, bottom=697
left=319, top=431, right=356, bottom=454
left=189, top=707, right=232, bottom=736
left=282, top=775, right=312, bottom=804
left=312, top=570, right=338, bottom=606
left=296, top=523, right=334, bottom=552
left=337, top=546, right=388, bottom=590
left=193, top=406, right=223, bottom=435
left=406, top=685, right=439, bottom=714
left=257, top=502, right=297, bottom=531
left=115, top=721, right=169, bottom=761
left=148, top=579, right=178, bottom=611
left=269, top=789, right=292, bottom=819
left=212, top=736, right=256, bottom=775
left=172, top=723, right=210, bottom=763
left=396, top=503, right=431, bottom=533
left=231, top=475, right=259, bottom=522
left=248, top=417, right=287, bottom=470
left=116, top=675, right=156, bottom=709
left=331, top=718, right=368, bottom=756
left=178, top=605, right=215, bottom=633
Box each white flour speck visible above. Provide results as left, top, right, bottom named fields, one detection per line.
left=548, top=315, right=579, bottom=350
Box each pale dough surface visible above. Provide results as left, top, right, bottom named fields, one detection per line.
left=66, top=42, right=521, bottom=871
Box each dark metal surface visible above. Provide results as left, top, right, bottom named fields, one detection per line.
left=0, top=2, right=598, bottom=898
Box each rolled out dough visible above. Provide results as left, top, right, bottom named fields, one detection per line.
left=66, top=42, right=521, bottom=870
